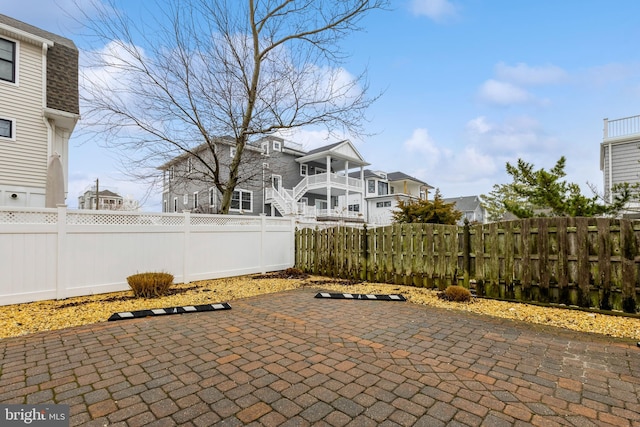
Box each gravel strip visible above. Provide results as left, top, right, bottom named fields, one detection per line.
left=0, top=274, right=638, bottom=341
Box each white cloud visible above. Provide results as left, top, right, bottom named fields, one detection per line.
left=495, top=62, right=567, bottom=86
left=403, top=128, right=444, bottom=159
left=477, top=79, right=532, bottom=105
left=465, top=115, right=557, bottom=155
left=409, top=0, right=458, bottom=22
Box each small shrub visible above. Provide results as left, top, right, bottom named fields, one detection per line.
left=442, top=285, right=472, bottom=302
left=127, top=272, right=174, bottom=298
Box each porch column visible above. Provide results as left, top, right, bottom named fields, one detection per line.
left=345, top=160, right=349, bottom=213
left=360, top=167, right=366, bottom=222
left=326, top=155, right=332, bottom=211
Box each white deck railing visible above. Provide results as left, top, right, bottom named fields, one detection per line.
left=604, top=115, right=640, bottom=139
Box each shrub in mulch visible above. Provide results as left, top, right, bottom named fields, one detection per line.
left=439, top=285, right=472, bottom=302
left=127, top=272, right=175, bottom=298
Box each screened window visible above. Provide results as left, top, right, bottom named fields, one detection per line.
left=193, top=192, right=199, bottom=209
left=368, top=180, right=375, bottom=193
left=0, top=118, right=12, bottom=138
left=0, top=38, right=15, bottom=83
left=378, top=181, right=389, bottom=196
left=231, top=189, right=252, bottom=211
left=376, top=201, right=392, bottom=208
left=300, top=164, right=308, bottom=176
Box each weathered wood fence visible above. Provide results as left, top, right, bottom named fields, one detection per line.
left=295, top=218, right=640, bottom=313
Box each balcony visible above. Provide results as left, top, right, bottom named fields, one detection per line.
left=604, top=115, right=640, bottom=140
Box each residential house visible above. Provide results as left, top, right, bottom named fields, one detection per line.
left=78, top=187, right=124, bottom=210
left=600, top=114, right=640, bottom=215
left=160, top=137, right=374, bottom=222
left=347, top=170, right=434, bottom=225
left=0, top=14, right=79, bottom=207
left=443, top=195, right=487, bottom=225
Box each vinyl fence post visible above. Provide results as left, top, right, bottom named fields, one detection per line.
left=260, top=214, right=267, bottom=274
left=56, top=205, right=68, bottom=300
left=183, top=210, right=191, bottom=283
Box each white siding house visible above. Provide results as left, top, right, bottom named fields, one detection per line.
left=600, top=115, right=640, bottom=213
left=0, top=14, right=79, bottom=207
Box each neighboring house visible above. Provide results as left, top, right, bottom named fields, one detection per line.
left=78, top=188, right=124, bottom=210
left=0, top=14, right=79, bottom=207
left=600, top=114, right=640, bottom=215
left=347, top=170, right=434, bottom=225
left=160, top=137, right=376, bottom=222
left=443, top=195, right=487, bottom=225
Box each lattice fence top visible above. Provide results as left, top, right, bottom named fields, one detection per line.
left=190, top=214, right=261, bottom=226
left=67, top=212, right=185, bottom=226
left=0, top=210, right=58, bottom=225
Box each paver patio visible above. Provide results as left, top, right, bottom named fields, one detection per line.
left=1, top=288, right=639, bottom=426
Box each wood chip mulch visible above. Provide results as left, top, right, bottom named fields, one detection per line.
left=0, top=273, right=638, bottom=341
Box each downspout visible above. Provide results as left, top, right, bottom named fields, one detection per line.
left=608, top=142, right=613, bottom=204
left=41, top=42, right=53, bottom=158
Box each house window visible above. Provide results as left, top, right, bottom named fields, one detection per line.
left=300, top=197, right=309, bottom=205
left=230, top=147, right=237, bottom=157
left=378, top=181, right=389, bottom=196
left=0, top=38, right=16, bottom=83
left=231, top=189, right=252, bottom=212
left=376, top=201, right=392, bottom=208
left=368, top=180, right=375, bottom=193
left=169, top=166, right=174, bottom=181
left=187, top=157, right=193, bottom=173
left=273, top=140, right=282, bottom=152
left=173, top=197, right=178, bottom=212
left=261, top=141, right=269, bottom=155
left=193, top=191, right=199, bottom=209
left=348, top=204, right=360, bottom=212
left=390, top=186, right=395, bottom=194
left=0, top=118, right=13, bottom=139
left=183, top=193, right=188, bottom=205
left=163, top=198, right=167, bottom=212
left=300, top=164, right=308, bottom=176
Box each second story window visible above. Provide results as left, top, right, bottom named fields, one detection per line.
left=300, top=164, right=308, bottom=176
left=368, top=180, right=375, bottom=193
left=0, top=38, right=16, bottom=83
left=378, top=181, right=389, bottom=196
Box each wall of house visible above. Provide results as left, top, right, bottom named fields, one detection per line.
left=0, top=36, right=48, bottom=207
left=0, top=207, right=295, bottom=306
left=602, top=137, right=640, bottom=197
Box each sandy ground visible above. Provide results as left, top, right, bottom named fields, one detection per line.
left=0, top=273, right=638, bottom=341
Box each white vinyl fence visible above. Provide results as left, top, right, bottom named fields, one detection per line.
left=0, top=207, right=295, bottom=306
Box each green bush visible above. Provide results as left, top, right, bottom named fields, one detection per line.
left=443, top=285, right=472, bottom=302
left=127, top=272, right=174, bottom=298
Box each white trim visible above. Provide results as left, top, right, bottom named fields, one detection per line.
left=273, top=140, right=282, bottom=152
left=183, top=193, right=188, bottom=205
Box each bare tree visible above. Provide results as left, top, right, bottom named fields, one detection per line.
left=78, top=0, right=387, bottom=213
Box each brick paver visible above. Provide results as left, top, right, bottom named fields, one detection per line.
left=1, top=288, right=639, bottom=426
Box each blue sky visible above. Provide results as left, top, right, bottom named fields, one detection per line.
left=5, top=0, right=640, bottom=209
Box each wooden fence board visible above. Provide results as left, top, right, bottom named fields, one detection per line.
left=295, top=218, right=639, bottom=313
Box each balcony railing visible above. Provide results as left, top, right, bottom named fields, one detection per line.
left=604, top=115, right=640, bottom=140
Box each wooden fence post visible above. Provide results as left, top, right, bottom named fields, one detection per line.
left=620, top=219, right=638, bottom=313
